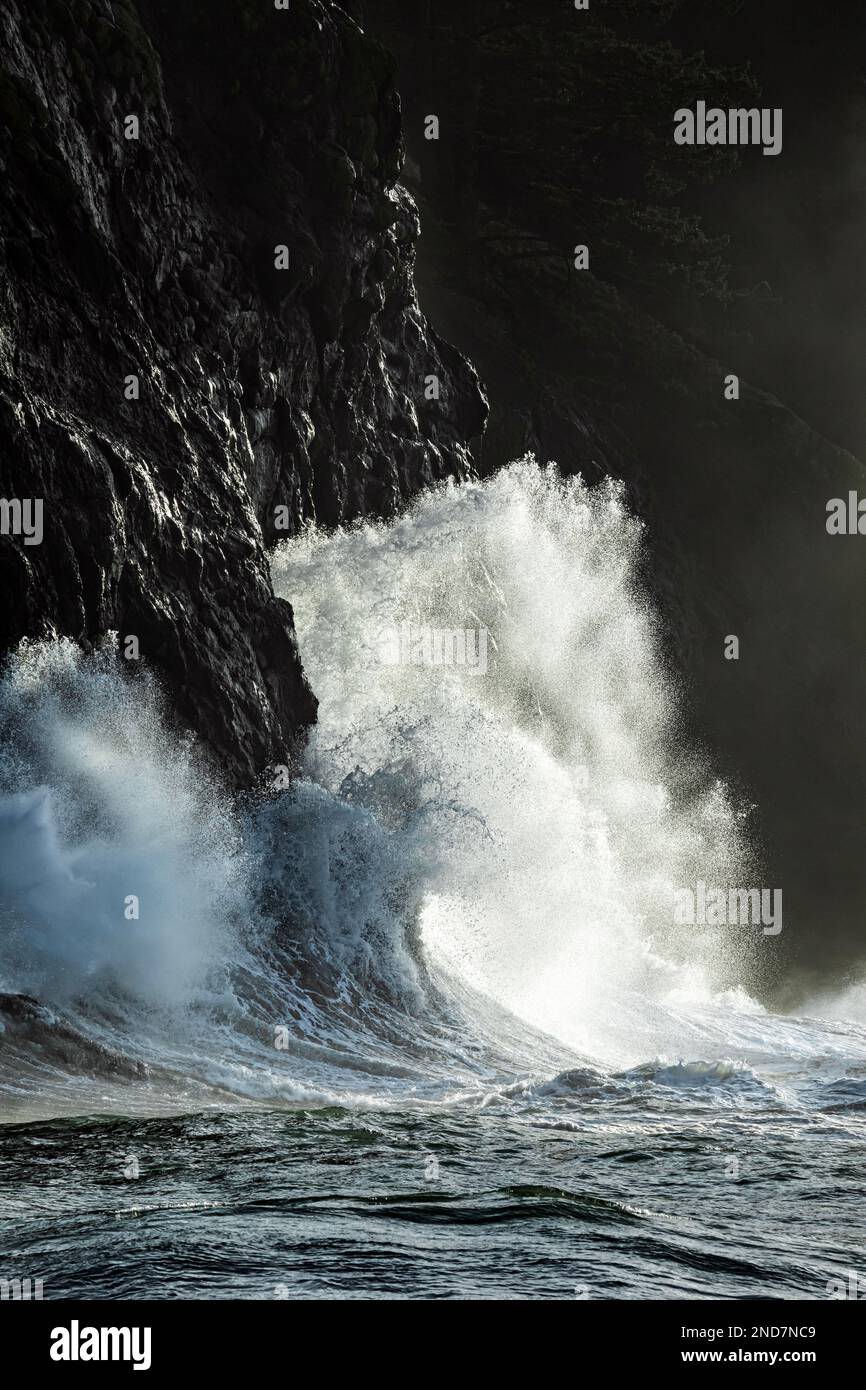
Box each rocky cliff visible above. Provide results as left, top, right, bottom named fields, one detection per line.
left=0, top=0, right=487, bottom=785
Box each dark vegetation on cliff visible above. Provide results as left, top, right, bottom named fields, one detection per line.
left=0, top=0, right=486, bottom=785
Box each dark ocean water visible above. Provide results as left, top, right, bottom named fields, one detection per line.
left=3, top=1058, right=866, bottom=1300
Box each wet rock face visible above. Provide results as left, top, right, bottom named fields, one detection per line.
left=0, top=0, right=487, bottom=786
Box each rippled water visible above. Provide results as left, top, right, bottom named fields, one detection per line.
left=4, top=1052, right=866, bottom=1301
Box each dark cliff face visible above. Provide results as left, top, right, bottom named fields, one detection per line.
left=0, top=0, right=487, bottom=785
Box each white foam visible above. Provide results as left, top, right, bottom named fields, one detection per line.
left=3, top=459, right=861, bottom=1113
left=273, top=459, right=751, bottom=1064
left=0, top=639, right=243, bottom=1009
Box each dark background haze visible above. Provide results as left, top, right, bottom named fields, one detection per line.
left=364, top=0, right=866, bottom=1006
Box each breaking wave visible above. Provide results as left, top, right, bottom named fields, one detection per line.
left=1, top=460, right=863, bottom=1121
